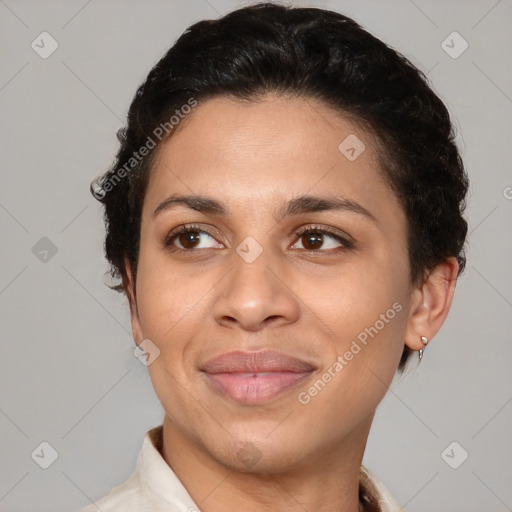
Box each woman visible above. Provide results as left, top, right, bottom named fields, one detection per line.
left=85, top=3, right=469, bottom=511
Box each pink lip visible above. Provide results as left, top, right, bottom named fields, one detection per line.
left=201, top=350, right=316, bottom=405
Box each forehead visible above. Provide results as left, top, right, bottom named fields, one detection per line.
left=144, top=94, right=402, bottom=223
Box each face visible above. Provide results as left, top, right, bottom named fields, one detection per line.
left=127, top=94, right=416, bottom=473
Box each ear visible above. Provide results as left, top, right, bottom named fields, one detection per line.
left=404, top=257, right=459, bottom=352
left=123, top=256, right=144, bottom=345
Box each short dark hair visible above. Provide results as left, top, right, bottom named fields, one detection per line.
left=91, top=2, right=469, bottom=376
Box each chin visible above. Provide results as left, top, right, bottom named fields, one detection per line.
left=203, top=427, right=314, bottom=475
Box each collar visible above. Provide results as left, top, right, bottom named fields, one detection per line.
left=137, top=425, right=200, bottom=510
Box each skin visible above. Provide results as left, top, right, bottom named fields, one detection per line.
left=124, top=94, right=459, bottom=512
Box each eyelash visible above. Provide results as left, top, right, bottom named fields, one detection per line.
left=164, top=223, right=355, bottom=254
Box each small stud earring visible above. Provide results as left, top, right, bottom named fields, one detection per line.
left=418, top=336, right=429, bottom=361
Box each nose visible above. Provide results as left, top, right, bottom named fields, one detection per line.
left=212, top=249, right=301, bottom=332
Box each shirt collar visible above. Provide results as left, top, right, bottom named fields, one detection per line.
left=138, top=425, right=201, bottom=510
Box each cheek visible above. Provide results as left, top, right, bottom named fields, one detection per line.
left=133, top=246, right=226, bottom=389
left=316, top=264, right=408, bottom=387
left=135, top=238, right=203, bottom=335
left=316, top=260, right=403, bottom=336
left=298, top=303, right=406, bottom=433
left=136, top=276, right=205, bottom=352
left=134, top=257, right=208, bottom=421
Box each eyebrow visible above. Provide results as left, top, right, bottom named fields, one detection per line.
left=153, top=193, right=378, bottom=224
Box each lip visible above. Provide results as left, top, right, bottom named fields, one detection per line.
left=201, top=350, right=316, bottom=405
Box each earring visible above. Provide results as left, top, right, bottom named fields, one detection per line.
left=418, top=336, right=429, bottom=361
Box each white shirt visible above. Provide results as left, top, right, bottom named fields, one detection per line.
left=79, top=425, right=404, bottom=512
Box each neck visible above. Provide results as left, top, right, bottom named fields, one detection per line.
left=160, top=413, right=375, bottom=512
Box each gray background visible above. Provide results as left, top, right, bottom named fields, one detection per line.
left=0, top=0, right=511, bottom=511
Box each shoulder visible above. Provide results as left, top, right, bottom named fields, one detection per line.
left=78, top=471, right=147, bottom=512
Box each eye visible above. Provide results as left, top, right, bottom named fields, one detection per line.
left=163, top=223, right=355, bottom=254
left=164, top=224, right=222, bottom=251
left=291, top=225, right=354, bottom=252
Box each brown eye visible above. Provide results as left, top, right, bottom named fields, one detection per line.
left=164, top=225, right=222, bottom=251
left=292, top=227, right=354, bottom=252
left=301, top=232, right=324, bottom=250
left=177, top=231, right=202, bottom=249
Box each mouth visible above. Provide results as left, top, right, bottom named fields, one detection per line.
left=200, top=350, right=316, bottom=405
